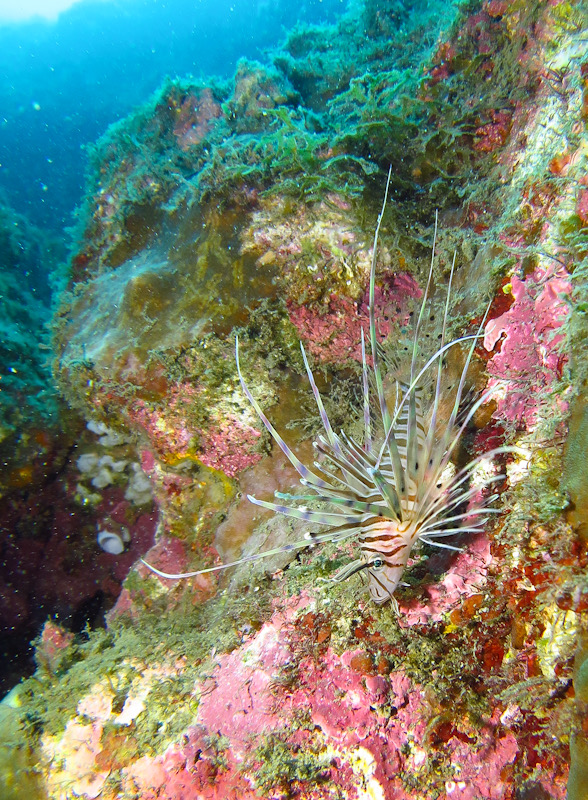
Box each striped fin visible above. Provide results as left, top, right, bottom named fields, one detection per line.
left=332, top=558, right=372, bottom=583
left=367, top=466, right=402, bottom=520
left=416, top=394, right=518, bottom=517
left=444, top=301, right=493, bottom=437
left=375, top=331, right=483, bottom=472
left=388, top=381, right=427, bottom=499
left=333, top=432, right=380, bottom=479
left=417, top=473, right=506, bottom=527
left=140, top=530, right=315, bottom=580
left=300, top=343, right=340, bottom=454
left=308, top=522, right=375, bottom=544
left=421, top=525, right=485, bottom=537
left=299, top=343, right=367, bottom=494
left=313, top=439, right=374, bottom=493
left=417, top=315, right=494, bottom=509
left=419, top=539, right=463, bottom=552
left=416, top=507, right=503, bottom=538
left=340, top=430, right=378, bottom=466
left=275, top=491, right=388, bottom=517
left=420, top=251, right=456, bottom=491
left=246, top=494, right=371, bottom=526
left=368, top=166, right=407, bottom=501
left=405, top=212, right=437, bottom=485
left=361, top=329, right=372, bottom=452
left=299, top=476, right=377, bottom=503
left=236, top=336, right=333, bottom=491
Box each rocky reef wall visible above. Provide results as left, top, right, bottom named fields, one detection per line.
left=4, top=0, right=588, bottom=798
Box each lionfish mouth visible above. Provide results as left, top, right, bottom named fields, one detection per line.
left=143, top=167, right=517, bottom=610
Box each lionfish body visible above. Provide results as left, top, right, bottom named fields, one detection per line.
left=143, top=173, right=512, bottom=610
left=239, top=344, right=498, bottom=612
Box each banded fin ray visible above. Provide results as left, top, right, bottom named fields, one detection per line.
left=235, top=338, right=333, bottom=493
left=246, top=494, right=374, bottom=526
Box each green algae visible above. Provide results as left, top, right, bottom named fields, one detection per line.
left=62, top=0, right=495, bottom=293
left=245, top=731, right=332, bottom=797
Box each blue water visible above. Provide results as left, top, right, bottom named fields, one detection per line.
left=0, top=0, right=347, bottom=237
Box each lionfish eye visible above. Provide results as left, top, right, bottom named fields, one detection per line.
left=372, top=558, right=384, bottom=569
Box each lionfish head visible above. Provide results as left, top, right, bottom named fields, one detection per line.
left=326, top=513, right=416, bottom=607
left=365, top=551, right=407, bottom=608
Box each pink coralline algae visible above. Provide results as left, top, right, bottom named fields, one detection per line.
left=34, top=581, right=568, bottom=800
left=196, top=612, right=295, bottom=755
left=483, top=264, right=571, bottom=428
left=398, top=532, right=492, bottom=626
left=197, top=412, right=262, bottom=477
left=289, top=658, right=519, bottom=800
left=35, top=620, right=75, bottom=674
left=287, top=293, right=365, bottom=364
left=129, top=382, right=262, bottom=477
left=287, top=271, right=421, bottom=364
left=121, top=737, right=262, bottom=800
left=474, top=109, right=513, bottom=153
left=168, top=593, right=521, bottom=800
left=128, top=397, right=194, bottom=457
left=172, top=88, right=223, bottom=151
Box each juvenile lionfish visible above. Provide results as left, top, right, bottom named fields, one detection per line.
left=143, top=172, right=513, bottom=610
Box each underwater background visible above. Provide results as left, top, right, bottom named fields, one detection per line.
left=0, top=0, right=587, bottom=797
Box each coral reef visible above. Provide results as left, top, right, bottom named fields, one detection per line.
left=5, top=0, right=588, bottom=798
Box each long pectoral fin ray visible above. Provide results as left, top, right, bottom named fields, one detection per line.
left=140, top=532, right=315, bottom=580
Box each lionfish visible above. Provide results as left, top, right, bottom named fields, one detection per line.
left=143, top=172, right=513, bottom=611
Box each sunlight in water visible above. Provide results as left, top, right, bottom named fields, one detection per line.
left=0, top=0, right=113, bottom=24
